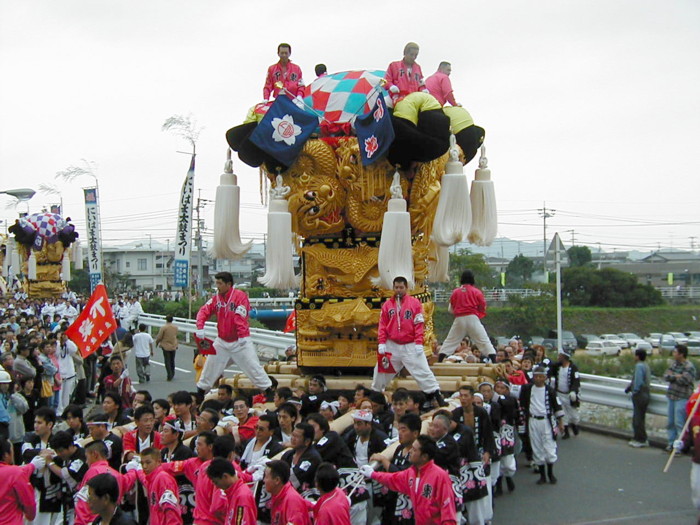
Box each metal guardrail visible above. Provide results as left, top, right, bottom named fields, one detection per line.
left=139, top=313, right=672, bottom=415
left=657, top=286, right=700, bottom=298
left=432, top=288, right=545, bottom=303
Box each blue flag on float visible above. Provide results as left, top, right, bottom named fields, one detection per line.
left=250, top=95, right=318, bottom=167
left=355, top=95, right=394, bottom=166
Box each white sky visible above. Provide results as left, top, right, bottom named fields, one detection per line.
left=1, top=0, right=699, bottom=255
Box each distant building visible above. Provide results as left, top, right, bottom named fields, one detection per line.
left=608, top=251, right=700, bottom=288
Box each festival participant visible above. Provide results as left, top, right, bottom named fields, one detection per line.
left=102, top=391, right=130, bottom=428
left=312, top=462, right=351, bottom=525
left=127, top=297, right=144, bottom=332
left=102, top=356, right=134, bottom=409
left=85, top=473, right=137, bottom=525
left=280, top=422, right=322, bottom=493
left=263, top=43, right=305, bottom=100
left=0, top=438, right=36, bottom=524
left=195, top=272, right=272, bottom=397
left=128, top=447, right=182, bottom=525
left=86, top=413, right=124, bottom=472
left=159, top=418, right=195, bottom=525
left=451, top=386, right=496, bottom=464
left=217, top=384, right=235, bottom=416
left=478, top=382, right=504, bottom=497
left=55, top=330, right=78, bottom=415
left=300, top=375, right=331, bottom=417
left=428, top=413, right=460, bottom=476
left=155, top=315, right=179, bottom=382
left=319, top=400, right=339, bottom=422
left=122, top=404, right=162, bottom=462
left=384, top=42, right=427, bottom=103
left=519, top=366, right=565, bottom=485
left=368, top=390, right=394, bottom=436
left=549, top=352, right=581, bottom=439
left=494, top=379, right=518, bottom=493
left=425, top=61, right=461, bottom=107
left=132, top=324, right=154, bottom=384
left=171, top=391, right=197, bottom=439
left=43, top=431, right=89, bottom=522
left=274, top=402, right=297, bottom=447
left=663, top=344, right=696, bottom=452
left=206, top=458, right=257, bottom=525
left=363, top=435, right=457, bottom=525
left=438, top=270, right=496, bottom=361
left=240, top=413, right=283, bottom=469
left=371, top=276, right=446, bottom=408
left=229, top=396, right=259, bottom=446
left=159, top=431, right=227, bottom=525
left=305, top=413, right=354, bottom=468
left=264, top=460, right=311, bottom=525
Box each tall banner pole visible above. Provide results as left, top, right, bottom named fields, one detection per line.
left=173, top=155, right=195, bottom=318
left=83, top=187, right=103, bottom=292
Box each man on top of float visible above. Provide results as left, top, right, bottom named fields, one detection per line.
left=425, top=61, right=462, bottom=107
left=371, top=276, right=447, bottom=409
left=195, top=271, right=272, bottom=397
left=263, top=42, right=305, bottom=100
left=384, top=42, right=427, bottom=103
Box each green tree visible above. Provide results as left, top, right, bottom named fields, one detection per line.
left=567, top=245, right=592, bottom=268
left=502, top=294, right=556, bottom=339
left=68, top=268, right=91, bottom=295
left=506, top=254, right=535, bottom=286
left=448, top=248, right=498, bottom=288
left=562, top=266, right=663, bottom=307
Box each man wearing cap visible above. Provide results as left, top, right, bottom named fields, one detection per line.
left=300, top=375, right=331, bottom=418
left=195, top=272, right=272, bottom=398
left=549, top=352, right=581, bottom=439
left=519, top=367, right=565, bottom=485
left=372, top=276, right=446, bottom=408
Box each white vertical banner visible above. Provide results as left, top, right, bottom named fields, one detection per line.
left=173, top=155, right=195, bottom=288
left=83, top=187, right=103, bottom=292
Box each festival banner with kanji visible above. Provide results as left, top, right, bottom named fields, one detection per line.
left=66, top=283, right=117, bottom=357
left=83, top=187, right=103, bottom=292
left=173, top=155, right=195, bottom=288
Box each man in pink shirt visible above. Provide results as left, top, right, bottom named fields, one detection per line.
left=263, top=43, right=305, bottom=100
left=0, top=439, right=36, bottom=525
left=438, top=269, right=496, bottom=361
left=384, top=42, right=427, bottom=103
left=425, top=62, right=461, bottom=107
left=206, top=457, right=257, bottom=525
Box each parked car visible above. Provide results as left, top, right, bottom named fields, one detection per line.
left=659, top=334, right=678, bottom=354
left=645, top=333, right=662, bottom=348
left=618, top=333, right=646, bottom=349
left=585, top=341, right=621, bottom=357
left=668, top=332, right=689, bottom=345
left=688, top=339, right=700, bottom=356
left=542, top=330, right=577, bottom=353
left=685, top=331, right=700, bottom=340
left=600, top=334, right=629, bottom=348
left=577, top=333, right=601, bottom=348
left=632, top=341, right=653, bottom=352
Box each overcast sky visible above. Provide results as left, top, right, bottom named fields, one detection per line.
left=1, top=0, right=698, bottom=257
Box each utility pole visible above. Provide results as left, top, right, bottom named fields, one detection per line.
left=538, top=203, right=556, bottom=273
left=690, top=236, right=697, bottom=253
left=566, top=229, right=575, bottom=247
left=194, top=191, right=214, bottom=297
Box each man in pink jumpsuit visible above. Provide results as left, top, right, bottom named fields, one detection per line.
left=0, top=439, right=36, bottom=525
left=371, top=276, right=445, bottom=408
left=263, top=43, right=305, bottom=100
left=195, top=272, right=272, bottom=397
left=361, top=435, right=457, bottom=525
left=384, top=42, right=427, bottom=103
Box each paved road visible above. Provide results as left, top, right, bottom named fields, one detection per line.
left=118, top=345, right=697, bottom=524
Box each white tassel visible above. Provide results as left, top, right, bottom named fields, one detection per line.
left=28, top=251, right=37, bottom=280
left=431, top=135, right=471, bottom=247
left=62, top=251, right=71, bottom=282
left=468, top=145, right=498, bottom=246
left=11, top=252, right=20, bottom=276
left=259, top=174, right=296, bottom=289
left=72, top=239, right=83, bottom=270
left=428, top=242, right=450, bottom=282
left=213, top=149, right=252, bottom=259
left=377, top=171, right=414, bottom=289
left=2, top=240, right=11, bottom=277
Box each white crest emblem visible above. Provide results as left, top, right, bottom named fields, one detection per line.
left=271, top=114, right=302, bottom=145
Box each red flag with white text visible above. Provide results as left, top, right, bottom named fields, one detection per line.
left=66, top=284, right=117, bottom=357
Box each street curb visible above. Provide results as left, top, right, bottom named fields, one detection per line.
left=578, top=422, right=666, bottom=449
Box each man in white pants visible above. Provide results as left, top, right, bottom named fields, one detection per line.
left=438, top=269, right=496, bottom=362
left=371, top=276, right=446, bottom=408
left=550, top=351, right=581, bottom=439
left=195, top=271, right=272, bottom=397
left=56, top=330, right=78, bottom=415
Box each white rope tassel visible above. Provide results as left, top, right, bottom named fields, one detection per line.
left=1, top=239, right=11, bottom=277
left=28, top=251, right=37, bottom=280
left=213, top=149, right=253, bottom=259
left=377, top=170, right=414, bottom=289
left=11, top=251, right=20, bottom=277
left=468, top=145, right=498, bottom=246
left=259, top=174, right=296, bottom=289
left=431, top=135, right=471, bottom=247
left=428, top=241, right=450, bottom=283
left=72, top=239, right=83, bottom=270
left=62, top=250, right=71, bottom=282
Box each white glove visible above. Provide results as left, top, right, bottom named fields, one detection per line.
left=195, top=329, right=205, bottom=339
left=673, top=439, right=684, bottom=453
left=252, top=469, right=264, bottom=482
left=569, top=392, right=577, bottom=403
left=389, top=85, right=399, bottom=94
left=360, top=464, right=375, bottom=479
left=125, top=459, right=143, bottom=472
left=378, top=344, right=386, bottom=355
left=30, top=455, right=46, bottom=471
left=120, top=369, right=129, bottom=379
left=415, top=345, right=423, bottom=354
